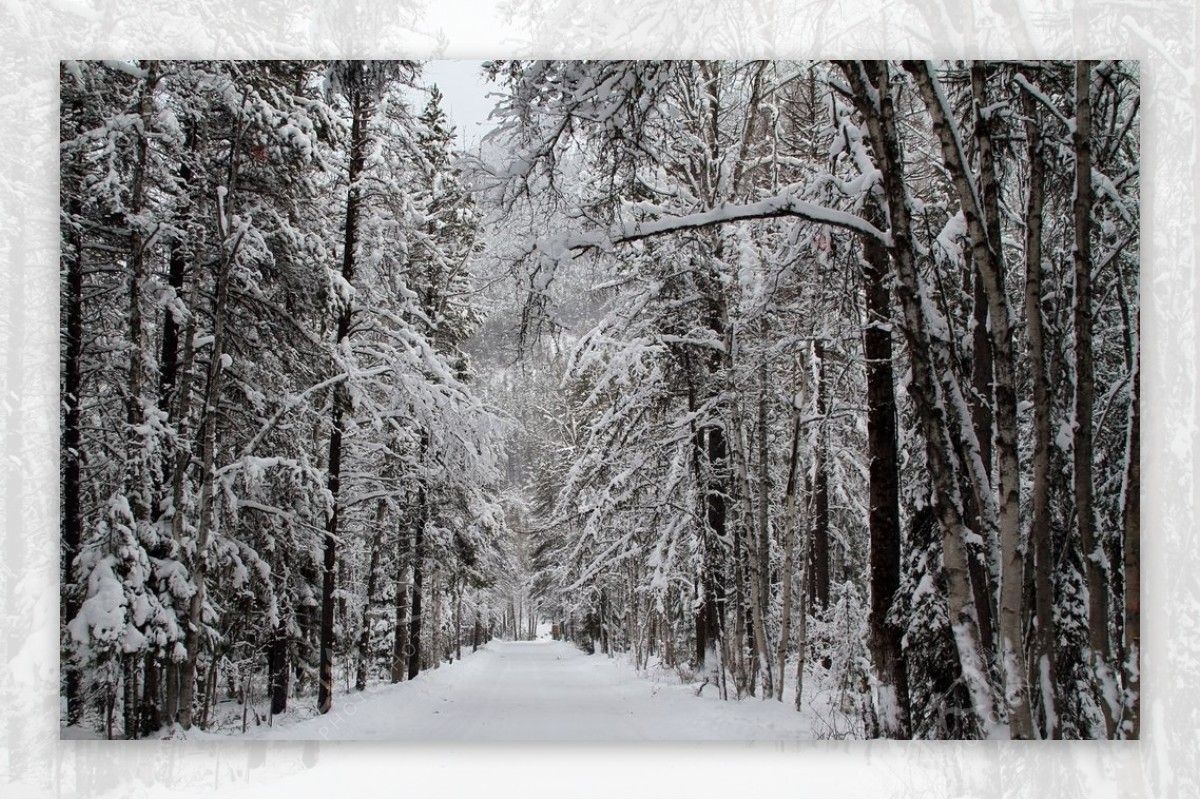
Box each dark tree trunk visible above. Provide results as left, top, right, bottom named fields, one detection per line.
left=268, top=623, right=289, bottom=716
left=391, top=550, right=410, bottom=683
left=599, top=589, right=610, bottom=655
left=862, top=220, right=912, bottom=738
left=116, top=71, right=157, bottom=742
left=355, top=501, right=386, bottom=691
left=319, top=83, right=368, bottom=715
left=1072, top=60, right=1115, bottom=737
left=1020, top=79, right=1059, bottom=739
left=454, top=582, right=463, bottom=662
left=408, top=485, right=427, bottom=680
left=968, top=268, right=994, bottom=475
left=166, top=186, right=205, bottom=728
left=809, top=340, right=830, bottom=611
left=964, top=264, right=998, bottom=659
left=143, top=161, right=192, bottom=732
left=751, top=342, right=774, bottom=697
left=157, top=170, right=189, bottom=421
left=123, top=61, right=157, bottom=471
left=839, top=59, right=997, bottom=729
left=179, top=78, right=242, bottom=732
left=702, top=425, right=727, bottom=679
left=178, top=219, right=235, bottom=730
left=318, top=398, right=344, bottom=714
left=1121, top=342, right=1140, bottom=738
left=964, top=266, right=998, bottom=661
left=164, top=660, right=179, bottom=725
left=776, top=379, right=803, bottom=701
left=970, top=62, right=1032, bottom=737
left=730, top=465, right=748, bottom=693
left=62, top=187, right=85, bottom=726
left=123, top=654, right=138, bottom=739
left=141, top=656, right=162, bottom=735
left=683, top=359, right=708, bottom=673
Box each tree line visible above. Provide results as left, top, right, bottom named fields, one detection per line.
left=60, top=60, right=526, bottom=738
left=487, top=60, right=1140, bottom=739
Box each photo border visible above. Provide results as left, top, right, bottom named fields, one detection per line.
left=2, top=0, right=1193, bottom=795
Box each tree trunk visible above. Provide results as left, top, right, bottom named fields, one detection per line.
left=319, top=84, right=368, bottom=715
left=753, top=334, right=775, bottom=698
left=603, top=592, right=612, bottom=654
left=1121, top=341, right=1140, bottom=738
left=123, top=60, right=158, bottom=474
left=157, top=154, right=193, bottom=433
left=841, top=59, right=997, bottom=731
left=862, top=215, right=912, bottom=738
left=1020, top=79, right=1059, bottom=739
left=455, top=581, right=463, bottom=662
left=268, top=622, right=288, bottom=716
left=904, top=59, right=1033, bottom=738
left=105, top=677, right=116, bottom=740
left=809, top=340, right=830, bottom=612
left=145, top=160, right=192, bottom=732
left=964, top=256, right=998, bottom=661
left=969, top=61, right=1033, bottom=739
left=391, top=555, right=410, bottom=683
left=141, top=655, right=162, bottom=735
left=729, top=405, right=751, bottom=694
left=123, top=654, right=139, bottom=739
left=408, top=485, right=427, bottom=680
left=169, top=184, right=205, bottom=581
left=702, top=424, right=728, bottom=680
left=684, top=363, right=709, bottom=674
left=167, top=243, right=201, bottom=728
left=164, top=660, right=179, bottom=725
left=355, top=500, right=387, bottom=691
left=682, top=345, right=725, bottom=681
left=116, top=70, right=158, bottom=742
left=430, top=577, right=443, bottom=668
left=968, top=268, right=994, bottom=479
left=1072, top=59, right=1115, bottom=737
left=199, top=657, right=218, bottom=729
left=794, top=536, right=808, bottom=713
left=777, top=363, right=803, bottom=702
left=178, top=185, right=239, bottom=731
left=318, top=406, right=343, bottom=713
left=61, top=184, right=85, bottom=726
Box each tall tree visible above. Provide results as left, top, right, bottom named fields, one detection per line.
left=1071, top=59, right=1115, bottom=737
left=1018, top=71, right=1059, bottom=739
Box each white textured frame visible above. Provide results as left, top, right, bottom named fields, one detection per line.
left=1, top=0, right=1192, bottom=795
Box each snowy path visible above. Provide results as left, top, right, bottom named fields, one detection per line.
left=237, top=639, right=815, bottom=741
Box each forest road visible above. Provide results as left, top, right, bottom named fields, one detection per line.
left=249, top=639, right=810, bottom=740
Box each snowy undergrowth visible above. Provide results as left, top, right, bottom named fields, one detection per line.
left=123, top=645, right=497, bottom=741
left=566, top=642, right=851, bottom=740
left=172, top=639, right=823, bottom=740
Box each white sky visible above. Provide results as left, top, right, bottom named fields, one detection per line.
left=409, top=0, right=514, bottom=152
left=418, top=60, right=499, bottom=152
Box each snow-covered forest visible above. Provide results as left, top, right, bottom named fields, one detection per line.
left=59, top=59, right=1140, bottom=740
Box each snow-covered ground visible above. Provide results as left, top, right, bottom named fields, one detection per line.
left=206, top=639, right=816, bottom=741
